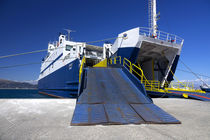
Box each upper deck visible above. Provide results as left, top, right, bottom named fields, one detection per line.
left=139, top=27, right=184, bottom=46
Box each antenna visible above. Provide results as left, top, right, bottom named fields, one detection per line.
left=64, top=29, right=76, bottom=41
left=148, top=0, right=159, bottom=36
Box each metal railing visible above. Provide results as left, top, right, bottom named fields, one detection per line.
left=110, top=56, right=165, bottom=92
left=79, top=56, right=204, bottom=94
left=109, top=56, right=205, bottom=94
left=166, top=82, right=205, bottom=93
left=109, top=56, right=121, bottom=65
left=166, top=65, right=206, bottom=93
left=169, top=82, right=194, bottom=90
left=139, top=27, right=184, bottom=45
left=79, top=56, right=86, bottom=83
left=143, top=80, right=162, bottom=91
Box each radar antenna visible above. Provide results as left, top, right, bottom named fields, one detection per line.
left=64, top=29, right=76, bottom=41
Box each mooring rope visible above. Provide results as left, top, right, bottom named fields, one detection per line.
left=0, top=36, right=120, bottom=60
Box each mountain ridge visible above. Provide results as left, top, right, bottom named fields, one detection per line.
left=0, top=79, right=37, bottom=89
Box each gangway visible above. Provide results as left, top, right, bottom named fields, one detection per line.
left=71, top=57, right=180, bottom=125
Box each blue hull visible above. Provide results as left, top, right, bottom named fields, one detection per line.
left=38, top=46, right=179, bottom=98
left=117, top=47, right=140, bottom=63
left=38, top=59, right=80, bottom=98
left=200, top=87, right=210, bottom=93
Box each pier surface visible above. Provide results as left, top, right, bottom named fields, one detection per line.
left=0, top=98, right=209, bottom=140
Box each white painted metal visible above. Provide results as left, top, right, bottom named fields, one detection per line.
left=110, top=27, right=184, bottom=54
left=38, top=34, right=85, bottom=80
left=111, top=27, right=140, bottom=54
left=152, top=0, right=157, bottom=35
left=139, top=27, right=184, bottom=45
left=148, top=0, right=157, bottom=36
left=103, top=43, right=112, bottom=59
left=109, top=25, right=184, bottom=87
left=39, top=33, right=104, bottom=81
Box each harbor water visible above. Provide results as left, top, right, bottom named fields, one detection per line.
left=0, top=89, right=52, bottom=98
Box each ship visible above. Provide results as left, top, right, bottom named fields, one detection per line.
left=38, top=31, right=104, bottom=97
left=38, top=0, right=184, bottom=98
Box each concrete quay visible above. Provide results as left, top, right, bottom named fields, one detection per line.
left=0, top=98, right=209, bottom=140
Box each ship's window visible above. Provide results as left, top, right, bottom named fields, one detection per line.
left=73, top=48, right=76, bottom=51
left=66, top=45, right=73, bottom=51
left=60, top=39, right=62, bottom=44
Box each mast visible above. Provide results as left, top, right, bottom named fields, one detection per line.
left=148, top=0, right=158, bottom=36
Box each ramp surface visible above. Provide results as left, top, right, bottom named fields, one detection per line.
left=78, top=68, right=151, bottom=104
left=71, top=67, right=180, bottom=125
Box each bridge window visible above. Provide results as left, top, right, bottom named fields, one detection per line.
left=66, top=45, right=73, bottom=51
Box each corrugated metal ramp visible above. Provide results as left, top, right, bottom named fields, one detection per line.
left=71, top=67, right=180, bottom=125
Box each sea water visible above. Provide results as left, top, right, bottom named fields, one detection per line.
left=0, top=89, right=52, bottom=98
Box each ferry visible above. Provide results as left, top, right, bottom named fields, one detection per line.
left=38, top=0, right=184, bottom=97
left=38, top=31, right=104, bottom=97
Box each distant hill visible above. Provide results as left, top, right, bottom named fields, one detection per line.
left=0, top=79, right=37, bottom=89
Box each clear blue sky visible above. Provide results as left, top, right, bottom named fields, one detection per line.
left=0, top=0, right=209, bottom=82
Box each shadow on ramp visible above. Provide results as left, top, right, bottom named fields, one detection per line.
left=71, top=67, right=180, bottom=125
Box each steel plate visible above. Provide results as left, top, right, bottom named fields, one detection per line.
left=131, top=104, right=181, bottom=124
left=71, top=104, right=107, bottom=125
left=104, top=104, right=144, bottom=124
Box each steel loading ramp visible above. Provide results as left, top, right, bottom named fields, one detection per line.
left=71, top=67, right=180, bottom=125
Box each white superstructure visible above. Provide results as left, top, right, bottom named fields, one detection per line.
left=38, top=33, right=105, bottom=81
left=107, top=0, right=184, bottom=87
left=38, top=34, right=85, bottom=80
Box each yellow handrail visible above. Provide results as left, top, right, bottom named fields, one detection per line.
left=168, top=65, right=187, bottom=88
left=123, top=58, right=132, bottom=73
left=109, top=56, right=205, bottom=93
left=110, top=56, right=121, bottom=65
left=132, top=64, right=143, bottom=82
left=119, top=57, right=161, bottom=92
left=79, top=56, right=86, bottom=83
